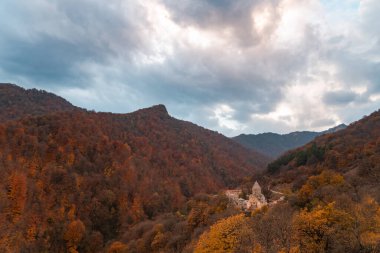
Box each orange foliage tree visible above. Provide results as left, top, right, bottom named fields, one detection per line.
left=64, top=219, right=85, bottom=253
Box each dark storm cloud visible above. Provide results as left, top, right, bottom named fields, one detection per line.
left=51, top=0, right=148, bottom=51
left=0, top=0, right=147, bottom=88
left=323, top=90, right=357, bottom=105
left=121, top=49, right=285, bottom=113
left=163, top=0, right=256, bottom=27
left=163, top=0, right=280, bottom=47
left=0, top=35, right=107, bottom=85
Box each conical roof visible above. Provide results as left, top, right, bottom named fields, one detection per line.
left=252, top=181, right=261, bottom=193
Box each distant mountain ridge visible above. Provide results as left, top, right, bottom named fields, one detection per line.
left=233, top=124, right=347, bottom=158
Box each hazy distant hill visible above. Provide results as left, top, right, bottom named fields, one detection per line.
left=233, top=124, right=347, bottom=158
left=0, top=83, right=78, bottom=122
left=0, top=84, right=269, bottom=252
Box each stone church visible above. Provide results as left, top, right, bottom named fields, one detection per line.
left=225, top=181, right=267, bottom=210
left=246, top=181, right=267, bottom=209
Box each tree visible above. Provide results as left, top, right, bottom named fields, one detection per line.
left=194, top=214, right=253, bottom=253
left=107, top=241, right=128, bottom=253
left=294, top=203, right=355, bottom=253
left=7, top=172, right=27, bottom=222
left=150, top=224, right=167, bottom=251
left=352, top=197, right=380, bottom=252
left=252, top=203, right=294, bottom=253
left=297, top=170, right=345, bottom=207
left=64, top=219, right=85, bottom=253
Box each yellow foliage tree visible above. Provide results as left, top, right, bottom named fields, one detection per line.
left=298, top=170, right=344, bottom=205
left=353, top=196, right=380, bottom=251
left=294, top=203, right=355, bottom=253
left=194, top=214, right=253, bottom=253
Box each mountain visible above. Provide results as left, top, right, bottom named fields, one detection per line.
left=267, top=109, right=380, bottom=193
left=0, top=83, right=77, bottom=122
left=233, top=124, right=347, bottom=158
left=0, top=84, right=269, bottom=252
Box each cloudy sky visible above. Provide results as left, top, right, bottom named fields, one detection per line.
left=1, top=0, right=380, bottom=136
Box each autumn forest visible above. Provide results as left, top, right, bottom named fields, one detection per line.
left=0, top=83, right=380, bottom=253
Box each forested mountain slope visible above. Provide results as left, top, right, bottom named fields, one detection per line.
left=0, top=85, right=268, bottom=252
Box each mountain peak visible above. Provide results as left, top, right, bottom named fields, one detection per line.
left=134, top=104, right=169, bottom=117
left=150, top=104, right=168, bottom=114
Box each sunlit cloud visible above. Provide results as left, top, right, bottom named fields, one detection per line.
left=211, top=104, right=245, bottom=131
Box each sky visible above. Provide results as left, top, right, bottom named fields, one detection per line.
left=1, top=0, right=380, bottom=136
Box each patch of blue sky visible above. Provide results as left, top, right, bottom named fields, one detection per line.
left=320, top=0, right=360, bottom=13
left=320, top=0, right=360, bottom=24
